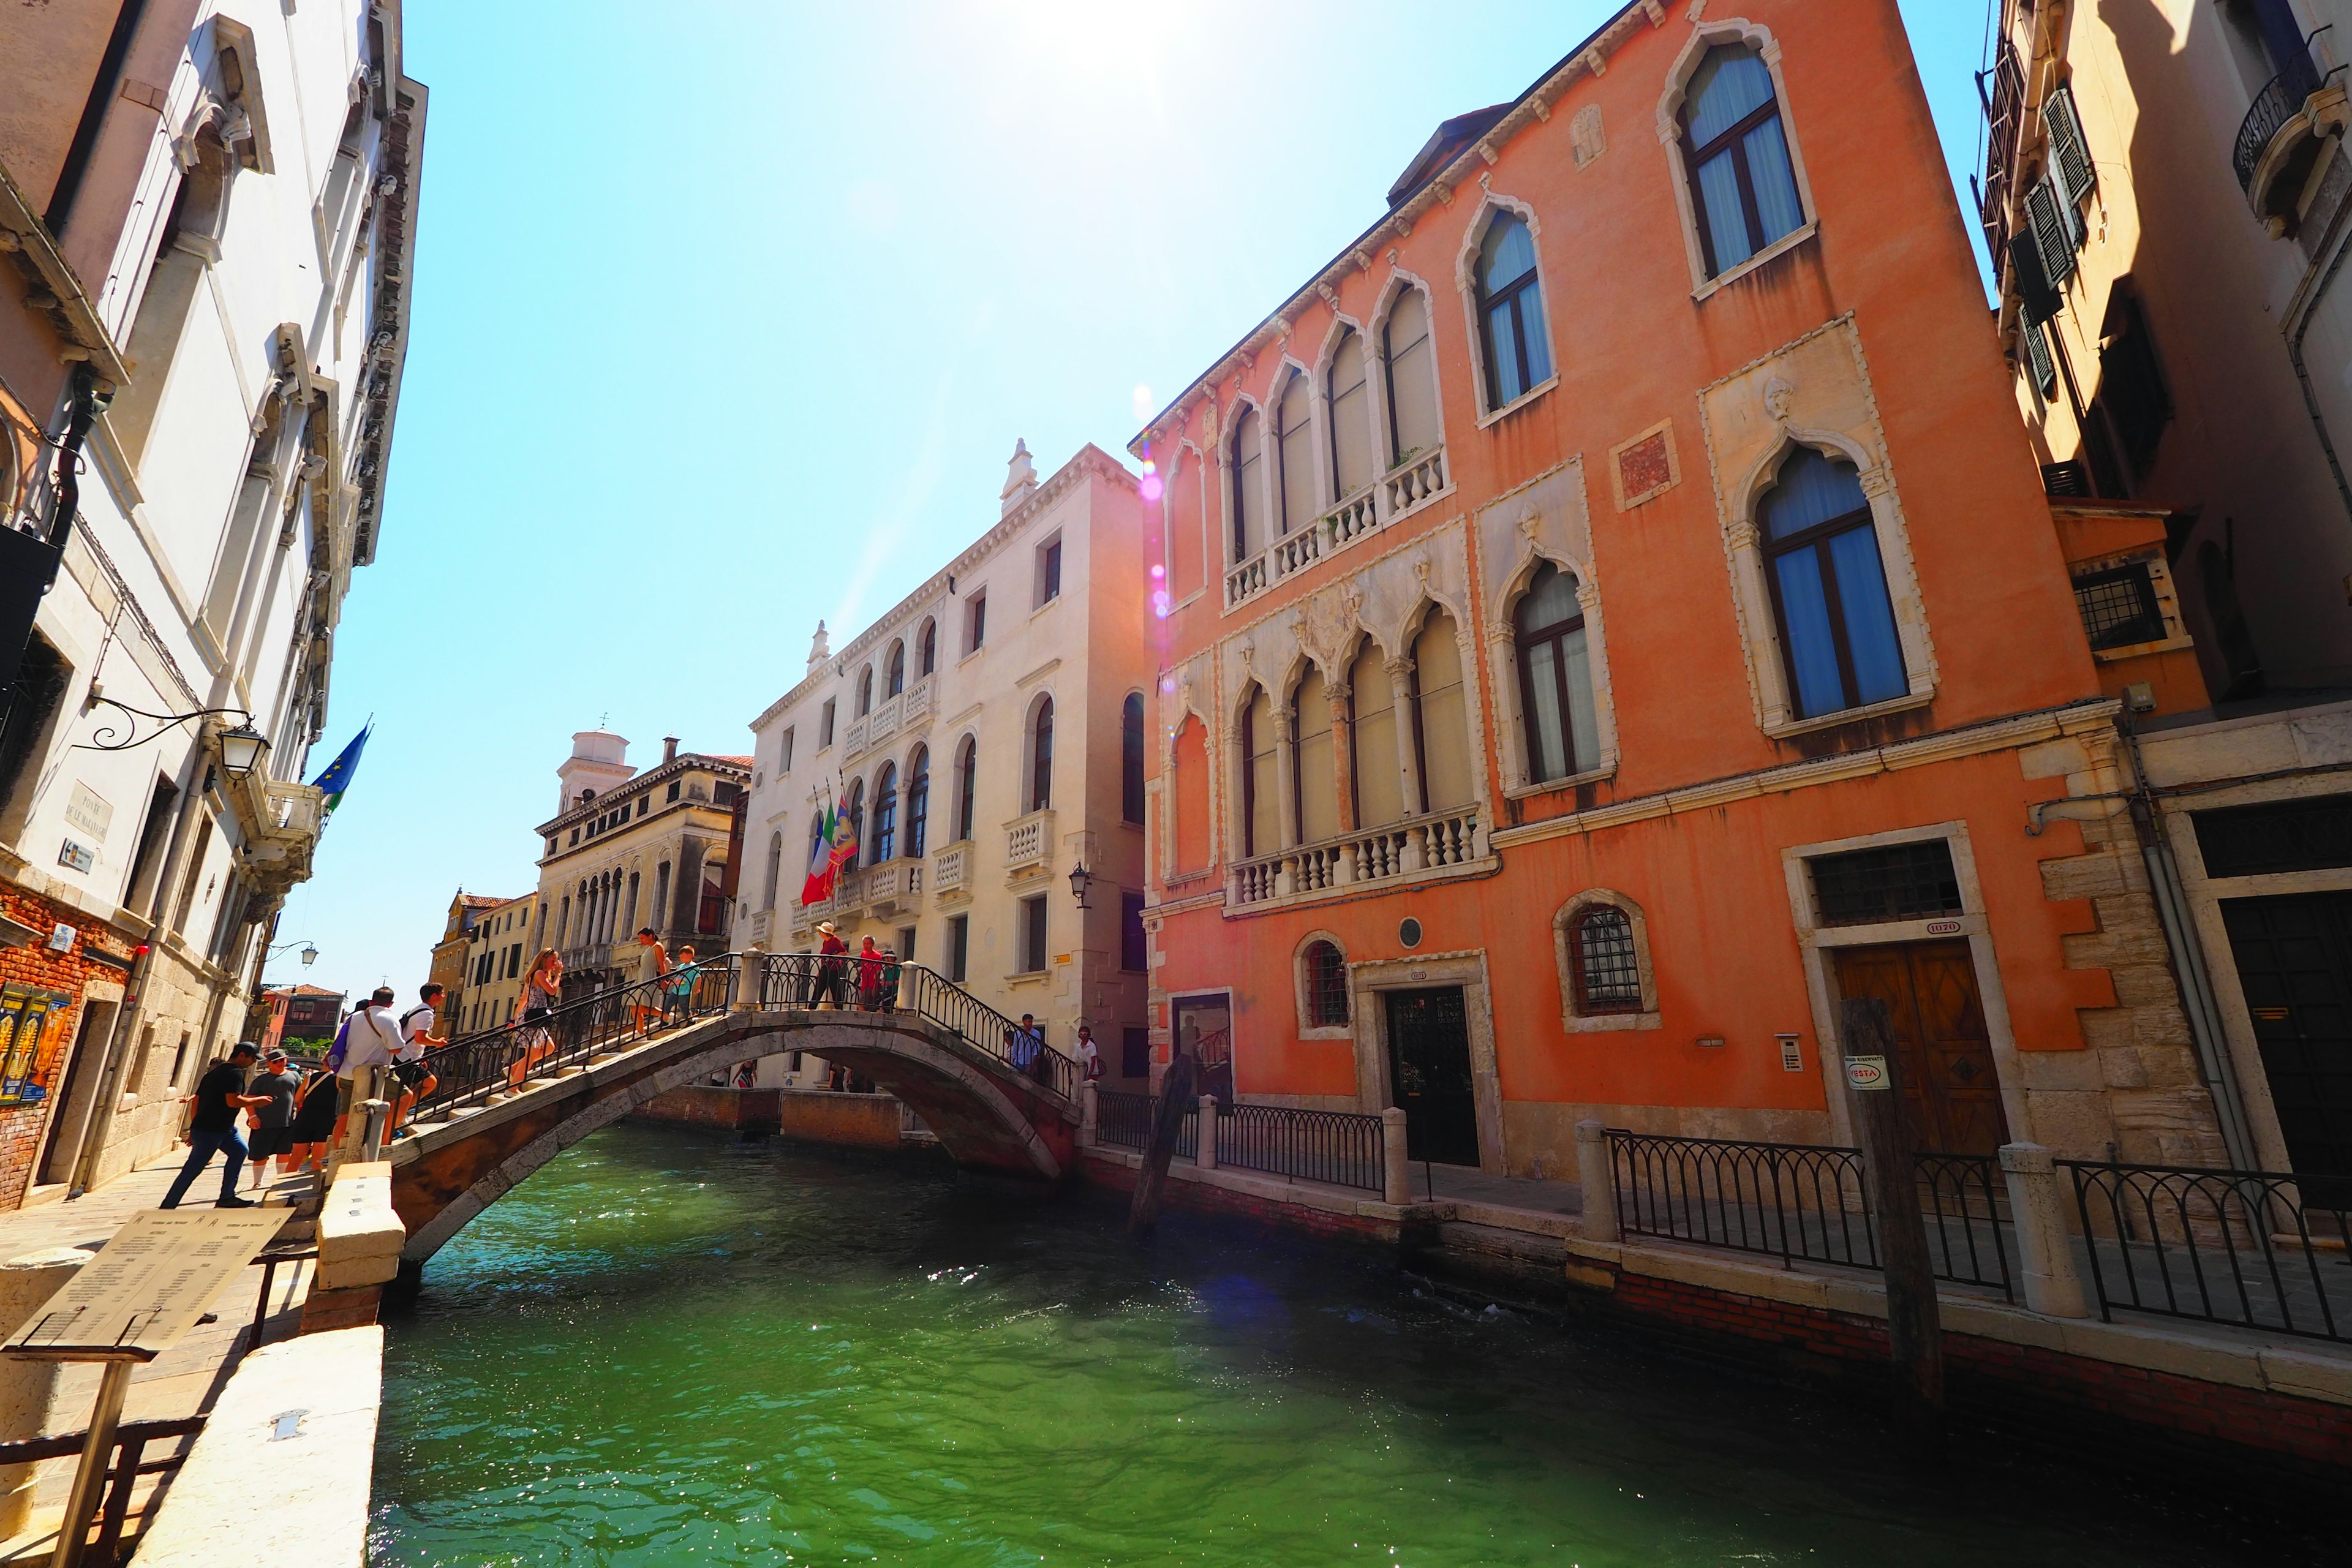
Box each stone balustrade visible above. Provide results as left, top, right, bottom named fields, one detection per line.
left=1219, top=448, right=1450, bottom=614
left=1005, top=809, right=1053, bottom=874
left=932, top=841, right=969, bottom=894
left=1226, top=805, right=1485, bottom=910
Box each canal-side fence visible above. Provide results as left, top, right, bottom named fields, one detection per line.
left=1601, top=1129, right=2013, bottom=1299
left=1095, top=1090, right=1386, bottom=1194
left=418, top=951, right=1080, bottom=1120
left=2061, top=1159, right=2352, bottom=1343
left=1597, top=1128, right=2352, bottom=1341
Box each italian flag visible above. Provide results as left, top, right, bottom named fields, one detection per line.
left=800, top=793, right=858, bottom=905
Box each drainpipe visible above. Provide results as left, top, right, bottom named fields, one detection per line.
left=2117, top=719, right=2260, bottom=1172
left=40, top=0, right=149, bottom=239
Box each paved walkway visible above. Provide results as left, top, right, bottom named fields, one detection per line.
left=0, top=1153, right=317, bottom=1561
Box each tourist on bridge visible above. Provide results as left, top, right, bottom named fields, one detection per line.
left=1009, top=1014, right=1047, bottom=1080
left=242, top=1047, right=301, bottom=1190
left=390, top=983, right=446, bottom=1136
left=510, top=949, right=563, bottom=1087
left=856, top=936, right=884, bottom=1009
left=160, top=1042, right=268, bottom=1209
left=286, top=1057, right=339, bottom=1175
left=667, top=946, right=699, bottom=1020
left=631, top=927, right=669, bottom=1032
left=811, top=921, right=848, bottom=1008
left=878, top=948, right=902, bottom=1013
left=335, top=988, right=405, bottom=1156
left=1076, top=1023, right=1101, bottom=1083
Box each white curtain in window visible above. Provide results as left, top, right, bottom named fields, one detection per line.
left=1351, top=641, right=1402, bottom=826
left=1294, top=668, right=1338, bottom=843
left=1329, top=331, right=1372, bottom=500
left=1414, top=612, right=1473, bottom=812
left=1385, top=290, right=1441, bottom=465
left=1278, top=373, right=1317, bottom=535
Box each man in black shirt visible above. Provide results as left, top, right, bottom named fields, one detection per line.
left=160, top=1042, right=269, bottom=1209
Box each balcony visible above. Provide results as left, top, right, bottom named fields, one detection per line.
left=865, top=859, right=923, bottom=916
left=1226, top=806, right=1487, bottom=913
left=1224, top=445, right=1452, bottom=612
left=2234, top=40, right=2348, bottom=234
left=932, top=841, right=971, bottom=899
left=236, top=778, right=327, bottom=898
left=1004, top=809, right=1054, bottom=878
left=843, top=678, right=937, bottom=762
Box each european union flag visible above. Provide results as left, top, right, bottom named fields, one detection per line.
left=309, top=722, right=372, bottom=818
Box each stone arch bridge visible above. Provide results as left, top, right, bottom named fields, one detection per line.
left=386, top=954, right=1081, bottom=1264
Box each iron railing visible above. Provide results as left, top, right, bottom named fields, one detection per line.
left=1093, top=1091, right=1383, bottom=1193
left=2061, top=1159, right=2352, bottom=1342
left=2234, top=39, right=2331, bottom=192
left=734, top=952, right=1078, bottom=1100
left=417, top=959, right=736, bottom=1118
left=1606, top=1130, right=2011, bottom=1298
left=417, top=950, right=1080, bottom=1120
left=1218, top=1102, right=1383, bottom=1192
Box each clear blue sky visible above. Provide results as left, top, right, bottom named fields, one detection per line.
left=272, top=0, right=1997, bottom=1005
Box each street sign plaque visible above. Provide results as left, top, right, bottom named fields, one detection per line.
left=3, top=1207, right=287, bottom=1363
left=1844, top=1055, right=1890, bottom=1091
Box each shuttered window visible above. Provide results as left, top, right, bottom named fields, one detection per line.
left=2026, top=173, right=2080, bottom=289
left=2043, top=84, right=2097, bottom=206
left=2022, top=320, right=2057, bottom=402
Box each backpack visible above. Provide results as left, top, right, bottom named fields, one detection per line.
left=399, top=1005, right=434, bottom=1044
left=325, top=1012, right=352, bottom=1071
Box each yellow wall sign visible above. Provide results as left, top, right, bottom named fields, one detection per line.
left=0, top=984, right=74, bottom=1107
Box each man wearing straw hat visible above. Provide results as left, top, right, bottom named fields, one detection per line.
left=810, top=921, right=850, bottom=1009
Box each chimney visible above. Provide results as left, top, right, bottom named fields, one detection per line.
left=662, top=736, right=680, bottom=765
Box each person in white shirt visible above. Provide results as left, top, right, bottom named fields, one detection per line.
left=1076, top=1023, right=1102, bottom=1083
left=390, top=983, right=445, bottom=1135
left=335, top=987, right=404, bottom=1155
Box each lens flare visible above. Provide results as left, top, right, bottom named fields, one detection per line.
left=1139, top=475, right=1163, bottom=502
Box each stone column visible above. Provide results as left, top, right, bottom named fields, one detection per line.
left=1079, top=1080, right=1098, bottom=1147
left=1381, top=1107, right=1411, bottom=1205
left=1272, top=707, right=1298, bottom=852
left=1576, top=1120, right=1618, bottom=1243
left=1197, top=1095, right=1219, bottom=1170
left=0, top=1247, right=92, bottom=1536
left=1999, top=1141, right=2089, bottom=1318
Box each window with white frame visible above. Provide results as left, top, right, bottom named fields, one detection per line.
left=1230, top=407, right=1265, bottom=565
left=1758, top=447, right=1905, bottom=720
left=779, top=726, right=795, bottom=774
left=1036, top=532, right=1063, bottom=607
left=1384, top=288, right=1442, bottom=466
left=1680, top=44, right=1805, bottom=278
left=1513, top=562, right=1600, bottom=783
left=1327, top=329, right=1373, bottom=502
left=1474, top=214, right=1553, bottom=409
left=1276, top=372, right=1316, bottom=537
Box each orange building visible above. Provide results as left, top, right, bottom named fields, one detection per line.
left=1130, top=0, right=2231, bottom=1179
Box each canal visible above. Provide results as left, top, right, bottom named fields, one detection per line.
left=372, top=1125, right=2305, bottom=1566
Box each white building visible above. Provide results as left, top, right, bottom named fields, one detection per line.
left=738, top=443, right=1156, bottom=1085
left=0, top=0, right=423, bottom=1200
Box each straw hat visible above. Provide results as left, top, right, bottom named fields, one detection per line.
left=816, top=921, right=837, bottom=934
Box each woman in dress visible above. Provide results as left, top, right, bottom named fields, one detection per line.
left=508, top=948, right=564, bottom=1088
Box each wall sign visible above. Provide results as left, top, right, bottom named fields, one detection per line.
left=63, top=783, right=113, bottom=840
left=1924, top=919, right=1962, bottom=935
left=45, top=922, right=74, bottom=952
left=1844, top=1055, right=1889, bottom=1091
left=56, top=840, right=94, bottom=874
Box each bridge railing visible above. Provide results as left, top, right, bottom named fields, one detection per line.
left=1095, top=1090, right=1382, bottom=1193
left=735, top=952, right=1079, bottom=1101
left=415, top=959, right=735, bottom=1120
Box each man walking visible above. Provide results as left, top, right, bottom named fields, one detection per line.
left=244, top=1047, right=302, bottom=1189
left=160, top=1042, right=268, bottom=1209
left=631, top=927, right=669, bottom=1031
left=335, top=987, right=403, bottom=1157
left=391, top=984, right=446, bottom=1134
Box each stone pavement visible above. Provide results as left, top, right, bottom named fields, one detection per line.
left=0, top=1152, right=317, bottom=1562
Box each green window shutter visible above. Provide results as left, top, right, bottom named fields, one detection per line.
left=2044, top=84, right=2097, bottom=206
left=2026, top=176, right=2078, bottom=286
left=2008, top=228, right=2062, bottom=326
left=2023, top=320, right=2058, bottom=401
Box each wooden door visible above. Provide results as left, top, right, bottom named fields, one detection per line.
left=1833, top=941, right=2009, bottom=1155
left=1384, top=987, right=1480, bottom=1166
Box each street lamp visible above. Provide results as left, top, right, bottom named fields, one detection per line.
left=217, top=723, right=269, bottom=778
left=1068, top=861, right=1093, bottom=910
left=266, top=938, right=318, bottom=968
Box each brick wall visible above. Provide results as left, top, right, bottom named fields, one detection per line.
left=0, top=882, right=118, bottom=1207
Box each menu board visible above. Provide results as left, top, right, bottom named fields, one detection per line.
left=2, top=1207, right=287, bottom=1361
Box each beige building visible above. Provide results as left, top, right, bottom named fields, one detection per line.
left=535, top=733, right=746, bottom=1001
left=1980, top=0, right=2352, bottom=1183
left=739, top=442, right=1154, bottom=1084
left=451, top=891, right=535, bottom=1036
left=426, top=891, right=502, bottom=1031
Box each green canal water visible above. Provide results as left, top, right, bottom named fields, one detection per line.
left=373, top=1125, right=2303, bottom=1567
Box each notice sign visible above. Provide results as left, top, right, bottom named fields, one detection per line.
left=1844, top=1055, right=1890, bottom=1091
left=4, top=1207, right=286, bottom=1362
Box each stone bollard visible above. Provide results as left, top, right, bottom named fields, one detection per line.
left=1381, top=1107, right=1411, bottom=1206
left=1079, top=1082, right=1098, bottom=1148
left=1197, top=1096, right=1219, bottom=1170
left=0, top=1246, right=94, bottom=1536
left=358, top=1099, right=391, bottom=1163
left=1999, top=1141, right=2089, bottom=1319
left=1576, top=1120, right=1619, bottom=1243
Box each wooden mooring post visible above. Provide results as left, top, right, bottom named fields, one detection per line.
left=1840, top=996, right=1944, bottom=1442
left=1128, top=1052, right=1198, bottom=1241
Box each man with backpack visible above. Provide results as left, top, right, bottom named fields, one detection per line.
left=390, top=983, right=446, bottom=1136
left=333, top=988, right=404, bottom=1158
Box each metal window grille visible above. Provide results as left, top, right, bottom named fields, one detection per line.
left=1304, top=940, right=1349, bottom=1027
left=2071, top=560, right=2166, bottom=650
left=1571, top=907, right=1643, bottom=1013
left=2192, top=796, right=2352, bottom=878
left=1809, top=840, right=1962, bottom=926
